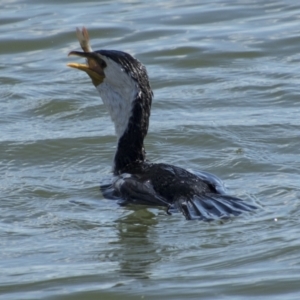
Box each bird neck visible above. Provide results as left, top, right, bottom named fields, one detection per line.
left=113, top=92, right=151, bottom=174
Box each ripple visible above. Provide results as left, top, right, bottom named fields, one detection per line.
left=1, top=0, right=300, bottom=299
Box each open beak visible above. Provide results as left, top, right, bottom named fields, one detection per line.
left=67, top=51, right=105, bottom=87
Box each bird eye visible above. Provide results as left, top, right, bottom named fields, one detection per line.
left=97, top=56, right=107, bottom=69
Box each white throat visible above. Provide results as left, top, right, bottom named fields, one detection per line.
left=95, top=56, right=139, bottom=139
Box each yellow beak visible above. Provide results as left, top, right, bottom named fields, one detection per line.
left=67, top=51, right=105, bottom=87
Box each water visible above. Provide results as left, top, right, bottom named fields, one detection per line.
left=1, top=0, right=300, bottom=299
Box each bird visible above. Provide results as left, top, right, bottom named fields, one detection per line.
left=67, top=27, right=256, bottom=220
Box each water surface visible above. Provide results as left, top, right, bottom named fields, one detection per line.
left=1, top=0, right=300, bottom=299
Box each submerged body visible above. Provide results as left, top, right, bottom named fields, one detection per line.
left=68, top=27, right=256, bottom=220
left=102, top=162, right=255, bottom=220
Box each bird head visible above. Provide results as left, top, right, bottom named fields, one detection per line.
left=68, top=48, right=152, bottom=139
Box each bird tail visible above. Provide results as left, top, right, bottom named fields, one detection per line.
left=176, top=194, right=257, bottom=221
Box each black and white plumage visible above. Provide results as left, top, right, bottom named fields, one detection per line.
left=68, top=27, right=256, bottom=220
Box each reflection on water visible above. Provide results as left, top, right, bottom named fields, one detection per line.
left=1, top=0, right=300, bottom=299
left=113, top=209, right=159, bottom=279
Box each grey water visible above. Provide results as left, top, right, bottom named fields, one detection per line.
left=1, top=0, right=300, bottom=299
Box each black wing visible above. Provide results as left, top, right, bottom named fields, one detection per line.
left=101, top=174, right=172, bottom=207
left=101, top=172, right=256, bottom=221
left=177, top=193, right=257, bottom=221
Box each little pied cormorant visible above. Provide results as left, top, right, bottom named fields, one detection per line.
left=67, top=27, right=256, bottom=220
